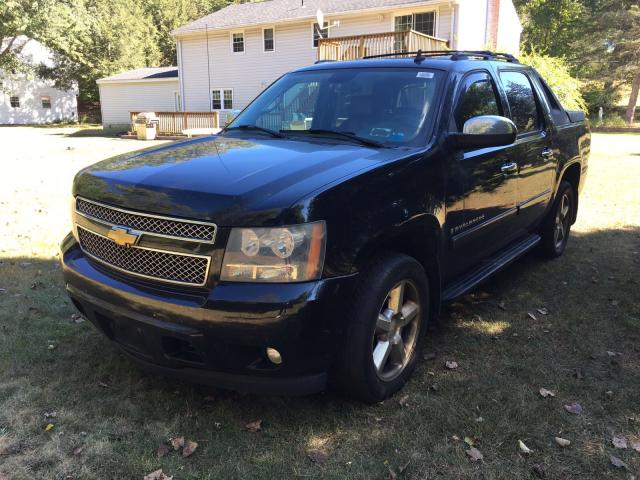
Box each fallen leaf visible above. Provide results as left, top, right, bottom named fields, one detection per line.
left=306, top=450, right=328, bottom=464
left=170, top=437, right=184, bottom=450
left=539, top=388, right=555, bottom=398
left=44, top=411, right=57, bottom=418
left=157, top=444, right=170, bottom=458
left=182, top=439, right=198, bottom=457
left=607, top=351, right=621, bottom=357
left=398, top=395, right=410, bottom=407
left=527, top=312, right=537, bottom=320
left=555, top=437, right=570, bottom=447
left=398, top=461, right=410, bottom=474
left=465, top=447, right=483, bottom=462
left=631, top=440, right=640, bottom=452
left=144, top=469, right=173, bottom=480
left=605, top=390, right=614, bottom=399
left=445, top=361, right=458, bottom=370
left=245, top=420, right=262, bottom=432
left=72, top=446, right=84, bottom=456
left=98, top=381, right=109, bottom=388
left=612, top=435, right=628, bottom=449
left=464, top=436, right=475, bottom=447
left=44, top=423, right=54, bottom=432
left=564, top=403, right=583, bottom=415
left=518, top=440, right=533, bottom=454
left=536, top=307, right=549, bottom=315
left=609, top=455, right=627, bottom=469
left=71, top=313, right=84, bottom=323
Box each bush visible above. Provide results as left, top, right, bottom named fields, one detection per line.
left=581, top=81, right=622, bottom=116
left=519, top=51, right=587, bottom=112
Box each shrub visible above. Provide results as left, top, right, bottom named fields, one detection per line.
left=519, top=51, right=587, bottom=112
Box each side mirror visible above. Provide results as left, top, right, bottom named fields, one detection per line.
left=448, top=115, right=517, bottom=149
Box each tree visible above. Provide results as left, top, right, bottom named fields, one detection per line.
left=0, top=0, right=74, bottom=76
left=571, top=1, right=640, bottom=124
left=514, top=0, right=585, bottom=57
left=141, top=0, right=229, bottom=66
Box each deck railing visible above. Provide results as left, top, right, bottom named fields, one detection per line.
left=317, top=30, right=449, bottom=61
left=130, top=111, right=219, bottom=135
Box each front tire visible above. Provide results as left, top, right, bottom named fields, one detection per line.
left=334, top=252, right=429, bottom=403
left=539, top=181, right=575, bottom=258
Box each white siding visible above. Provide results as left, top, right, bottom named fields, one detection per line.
left=496, top=0, right=522, bottom=55
left=0, top=74, right=77, bottom=124
left=455, top=0, right=489, bottom=50
left=98, top=80, right=179, bottom=128
left=178, top=3, right=455, bottom=114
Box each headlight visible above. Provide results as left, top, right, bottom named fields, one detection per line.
left=220, top=221, right=326, bottom=282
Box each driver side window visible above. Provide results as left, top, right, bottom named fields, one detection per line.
left=454, top=73, right=501, bottom=132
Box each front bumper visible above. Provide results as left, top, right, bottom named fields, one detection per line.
left=61, top=233, right=356, bottom=395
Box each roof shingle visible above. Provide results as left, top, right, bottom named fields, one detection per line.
left=97, top=67, right=178, bottom=83
left=173, top=0, right=437, bottom=35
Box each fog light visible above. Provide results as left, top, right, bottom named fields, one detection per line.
left=266, top=347, right=282, bottom=365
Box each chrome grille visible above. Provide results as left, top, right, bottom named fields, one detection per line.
left=77, top=227, right=209, bottom=286
left=76, top=197, right=216, bottom=242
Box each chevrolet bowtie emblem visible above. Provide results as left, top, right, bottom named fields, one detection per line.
left=107, top=226, right=141, bottom=247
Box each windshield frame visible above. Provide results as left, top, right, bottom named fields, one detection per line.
left=223, top=66, right=446, bottom=148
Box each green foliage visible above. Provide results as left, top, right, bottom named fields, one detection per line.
left=519, top=52, right=587, bottom=112
left=514, top=0, right=585, bottom=57
left=1, top=0, right=230, bottom=101
left=580, top=81, right=622, bottom=114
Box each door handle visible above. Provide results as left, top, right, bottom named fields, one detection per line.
left=500, top=162, right=518, bottom=174
left=541, top=147, right=554, bottom=159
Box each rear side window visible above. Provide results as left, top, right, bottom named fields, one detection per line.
left=454, top=73, right=501, bottom=131
left=500, top=71, right=540, bottom=134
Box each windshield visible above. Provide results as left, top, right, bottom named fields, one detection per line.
left=226, top=67, right=442, bottom=147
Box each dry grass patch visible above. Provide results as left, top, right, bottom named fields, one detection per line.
left=0, top=129, right=639, bottom=479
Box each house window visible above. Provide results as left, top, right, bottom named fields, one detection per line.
left=394, top=12, right=436, bottom=36
left=231, top=32, right=244, bottom=53
left=41, top=96, right=51, bottom=109
left=10, top=96, right=20, bottom=108
left=263, top=27, right=274, bottom=51
left=313, top=22, right=328, bottom=48
left=212, top=89, right=233, bottom=110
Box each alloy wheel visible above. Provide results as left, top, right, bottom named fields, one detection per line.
left=554, top=192, right=571, bottom=250
left=372, top=280, right=421, bottom=381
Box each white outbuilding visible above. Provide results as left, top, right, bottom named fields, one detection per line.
left=0, top=36, right=78, bottom=124
left=97, top=67, right=180, bottom=131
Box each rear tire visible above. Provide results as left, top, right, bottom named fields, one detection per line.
left=539, top=181, right=575, bottom=258
left=334, top=252, right=429, bottom=403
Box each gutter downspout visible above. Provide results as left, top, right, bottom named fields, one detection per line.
left=177, top=39, right=186, bottom=111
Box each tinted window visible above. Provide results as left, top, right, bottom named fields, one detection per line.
left=230, top=68, right=441, bottom=146
left=455, top=74, right=500, bottom=131
left=500, top=71, right=540, bottom=133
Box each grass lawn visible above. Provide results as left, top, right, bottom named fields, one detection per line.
left=0, top=129, right=639, bottom=479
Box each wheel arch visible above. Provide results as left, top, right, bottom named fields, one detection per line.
left=557, top=161, right=581, bottom=224
left=353, top=214, right=443, bottom=320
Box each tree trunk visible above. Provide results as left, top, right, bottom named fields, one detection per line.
left=625, top=70, right=640, bottom=126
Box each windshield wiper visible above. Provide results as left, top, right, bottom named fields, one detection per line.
left=280, top=129, right=386, bottom=148
left=225, top=124, right=285, bottom=138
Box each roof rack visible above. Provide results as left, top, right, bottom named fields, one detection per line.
left=362, top=50, right=520, bottom=64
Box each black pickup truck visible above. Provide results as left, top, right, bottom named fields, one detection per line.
left=61, top=51, right=590, bottom=402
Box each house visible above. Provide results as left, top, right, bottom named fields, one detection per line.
left=97, top=67, right=180, bottom=130
left=0, top=36, right=78, bottom=124
left=171, top=0, right=522, bottom=119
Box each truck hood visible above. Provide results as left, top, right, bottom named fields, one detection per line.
left=73, top=135, right=409, bottom=226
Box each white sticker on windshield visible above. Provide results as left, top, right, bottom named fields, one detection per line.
left=417, top=72, right=434, bottom=79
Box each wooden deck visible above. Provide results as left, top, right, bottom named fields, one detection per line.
left=317, top=30, right=449, bottom=61
left=130, top=111, right=219, bottom=135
